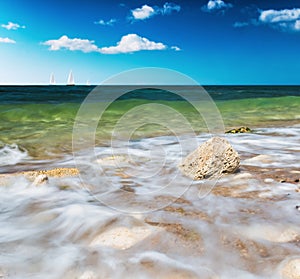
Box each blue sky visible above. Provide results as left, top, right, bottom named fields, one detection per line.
left=1, top=0, right=300, bottom=85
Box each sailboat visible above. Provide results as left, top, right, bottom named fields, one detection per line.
left=67, top=70, right=75, bottom=86
left=86, top=79, right=91, bottom=86
left=49, top=73, right=56, bottom=85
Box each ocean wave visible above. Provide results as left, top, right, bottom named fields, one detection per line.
left=0, top=143, right=29, bottom=166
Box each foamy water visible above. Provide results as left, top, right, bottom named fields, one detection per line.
left=0, top=125, right=299, bottom=278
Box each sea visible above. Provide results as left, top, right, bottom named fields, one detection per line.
left=0, top=85, right=299, bottom=279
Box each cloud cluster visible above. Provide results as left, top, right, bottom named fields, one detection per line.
left=202, top=0, right=232, bottom=13
left=42, top=34, right=173, bottom=54
left=1, top=22, right=25, bottom=30
left=131, top=2, right=181, bottom=20
left=259, top=8, right=300, bottom=32
left=131, top=5, right=156, bottom=20
left=0, top=37, right=16, bottom=44
left=43, top=35, right=99, bottom=52
left=162, top=2, right=181, bottom=15
left=94, top=18, right=117, bottom=26
left=100, top=34, right=166, bottom=54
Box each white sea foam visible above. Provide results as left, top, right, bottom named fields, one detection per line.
left=0, top=126, right=299, bottom=278
left=0, top=143, right=30, bottom=166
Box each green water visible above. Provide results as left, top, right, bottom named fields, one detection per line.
left=0, top=96, right=299, bottom=159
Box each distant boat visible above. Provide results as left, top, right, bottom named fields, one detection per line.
left=86, top=80, right=91, bottom=86
left=49, top=73, right=56, bottom=85
left=67, top=70, right=75, bottom=86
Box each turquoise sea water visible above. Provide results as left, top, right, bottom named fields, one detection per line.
left=0, top=85, right=299, bottom=160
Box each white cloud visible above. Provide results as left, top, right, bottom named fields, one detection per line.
left=233, top=21, right=249, bottom=28
left=171, top=46, right=181, bottom=51
left=131, top=5, right=155, bottom=20
left=42, top=34, right=180, bottom=54
left=1, top=22, right=25, bottom=30
left=162, top=2, right=181, bottom=15
left=131, top=2, right=180, bottom=21
left=0, top=37, right=16, bottom=44
left=95, top=18, right=117, bottom=26
left=202, top=0, right=232, bottom=12
left=259, top=8, right=300, bottom=32
left=100, top=34, right=166, bottom=54
left=42, top=35, right=99, bottom=52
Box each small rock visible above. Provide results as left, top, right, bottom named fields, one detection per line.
left=32, top=174, right=49, bottom=186
left=296, top=205, right=300, bottom=211
left=225, top=126, right=252, bottom=134
left=96, top=155, right=128, bottom=166
left=179, top=137, right=240, bottom=180
left=264, top=178, right=274, bottom=183
left=280, top=257, right=300, bottom=279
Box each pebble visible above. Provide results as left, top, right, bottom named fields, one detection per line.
left=264, top=178, right=274, bottom=183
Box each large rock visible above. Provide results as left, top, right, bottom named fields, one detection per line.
left=179, top=137, right=240, bottom=180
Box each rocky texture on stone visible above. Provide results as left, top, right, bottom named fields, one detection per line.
left=179, top=137, right=240, bottom=180
left=23, top=168, right=79, bottom=178
left=226, top=126, right=252, bottom=134
left=280, top=258, right=300, bottom=279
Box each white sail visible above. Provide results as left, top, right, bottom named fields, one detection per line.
left=86, top=79, right=90, bottom=86
left=67, top=70, right=75, bottom=86
left=49, top=73, right=56, bottom=85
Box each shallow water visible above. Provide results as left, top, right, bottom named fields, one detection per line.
left=0, top=86, right=299, bottom=278
left=0, top=125, right=299, bottom=278
left=0, top=86, right=299, bottom=160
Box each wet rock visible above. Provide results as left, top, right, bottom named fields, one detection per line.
left=0, top=168, right=79, bottom=187
left=233, top=172, right=252, bottom=180
left=24, top=168, right=79, bottom=178
left=244, top=154, right=274, bottom=164
left=280, top=257, right=300, bottom=279
left=239, top=224, right=299, bottom=243
left=90, top=225, right=156, bottom=250
left=179, top=137, right=240, bottom=180
left=264, top=178, right=274, bottom=183
left=32, top=174, right=49, bottom=186
left=96, top=155, right=129, bottom=166
left=225, top=126, right=252, bottom=134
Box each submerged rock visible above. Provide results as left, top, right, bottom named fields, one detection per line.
left=280, top=257, right=300, bottom=279
left=226, top=126, right=252, bottom=134
left=179, top=137, right=240, bottom=180
left=90, top=225, right=157, bottom=250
